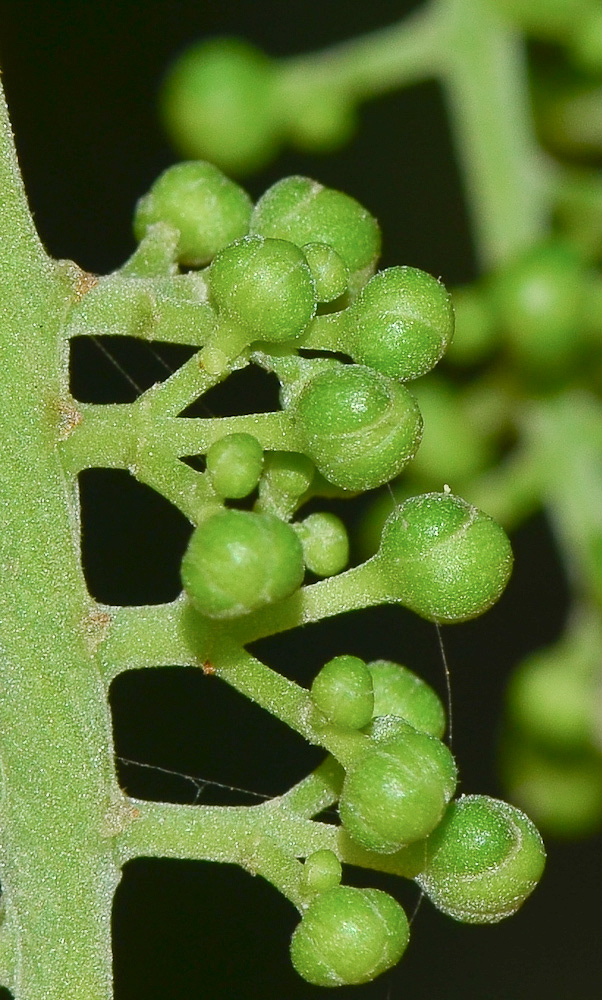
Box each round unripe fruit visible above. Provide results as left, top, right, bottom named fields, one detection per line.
left=294, top=512, right=349, bottom=577
left=160, top=38, right=278, bottom=174
left=348, top=266, right=454, bottom=380
left=367, top=660, right=446, bottom=738
left=378, top=492, right=513, bottom=623
left=208, top=235, right=316, bottom=343
left=302, top=849, right=342, bottom=895
left=416, top=795, right=546, bottom=923
left=206, top=433, right=263, bottom=499
left=290, top=886, right=409, bottom=987
left=289, top=364, right=422, bottom=491
left=251, top=175, right=381, bottom=277
left=133, top=161, right=252, bottom=267
left=339, top=722, right=457, bottom=852
left=181, top=509, right=304, bottom=618
left=310, top=655, right=374, bottom=730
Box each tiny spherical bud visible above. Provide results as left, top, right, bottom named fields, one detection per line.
left=311, top=655, right=374, bottom=730
left=208, top=235, right=316, bottom=344
left=339, top=722, right=457, bottom=852
left=367, top=659, right=446, bottom=738
left=181, top=509, right=304, bottom=618
left=348, top=266, right=454, bottom=380
left=302, top=850, right=342, bottom=895
left=289, top=364, right=422, bottom=491
left=301, top=242, right=349, bottom=302
left=290, top=886, right=409, bottom=987
left=133, top=161, right=252, bottom=267
left=160, top=38, right=278, bottom=174
left=294, top=512, right=349, bottom=577
left=416, top=795, right=546, bottom=923
left=378, top=492, right=513, bottom=623
left=251, top=175, right=381, bottom=277
left=206, top=433, right=263, bottom=499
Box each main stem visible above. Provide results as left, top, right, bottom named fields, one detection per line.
left=0, top=79, right=121, bottom=1000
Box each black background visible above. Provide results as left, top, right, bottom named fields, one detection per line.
left=0, top=2, right=599, bottom=998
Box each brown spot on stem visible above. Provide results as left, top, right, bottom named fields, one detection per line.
left=81, top=608, right=112, bottom=652
left=102, top=796, right=141, bottom=837
left=53, top=397, right=83, bottom=440
left=55, top=258, right=100, bottom=300
left=73, top=269, right=100, bottom=299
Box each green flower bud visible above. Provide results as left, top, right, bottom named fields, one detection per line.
left=367, top=659, right=446, bottom=738
left=160, top=38, right=278, bottom=174
left=251, top=176, right=381, bottom=279
left=301, top=242, right=349, bottom=303
left=339, top=722, right=457, bottom=852
left=205, top=433, right=263, bottom=499
left=290, top=886, right=409, bottom=987
left=181, top=509, right=304, bottom=618
left=348, top=266, right=454, bottom=380
left=507, top=646, right=595, bottom=752
left=203, top=235, right=317, bottom=371
left=416, top=795, right=546, bottom=923
left=488, top=241, right=588, bottom=374
left=377, top=492, right=513, bottom=623
left=502, top=740, right=602, bottom=838
left=288, top=364, right=422, bottom=491
left=294, top=512, right=349, bottom=577
left=409, top=377, right=493, bottom=484
left=133, top=161, right=252, bottom=267
left=363, top=715, right=410, bottom=744
left=311, top=655, right=374, bottom=730
left=302, top=849, right=342, bottom=895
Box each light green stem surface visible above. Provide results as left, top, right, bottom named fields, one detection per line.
left=0, top=82, right=123, bottom=999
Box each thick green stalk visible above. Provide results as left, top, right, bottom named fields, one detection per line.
left=435, top=0, right=549, bottom=265
left=0, top=79, right=122, bottom=1000
left=276, top=3, right=440, bottom=99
